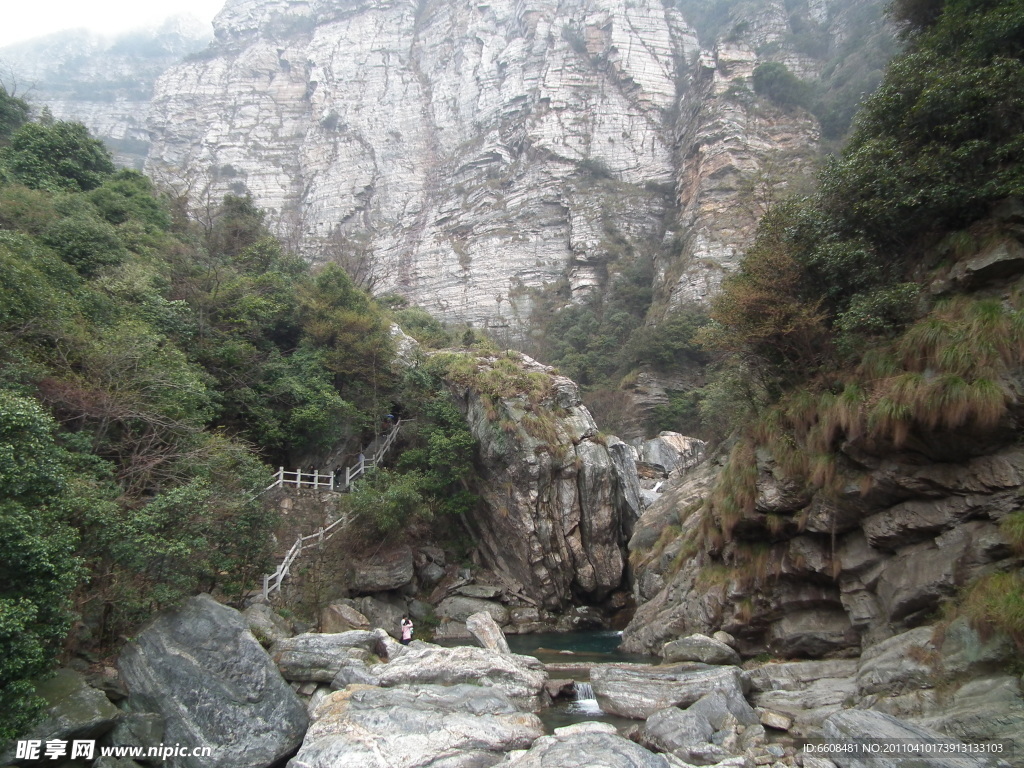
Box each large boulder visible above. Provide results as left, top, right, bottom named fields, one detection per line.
left=662, top=634, right=741, bottom=666
left=856, top=626, right=937, bottom=696
left=371, top=643, right=547, bottom=710
left=640, top=689, right=763, bottom=765
left=639, top=433, right=706, bottom=475
left=118, top=594, right=308, bottom=768
left=320, top=601, right=371, bottom=633
left=1, top=669, right=121, bottom=765
left=270, top=631, right=384, bottom=683
left=288, top=684, right=543, bottom=768
left=243, top=603, right=293, bottom=646
left=437, top=595, right=510, bottom=625
left=467, top=610, right=512, bottom=654
left=821, top=710, right=996, bottom=768
left=349, top=545, right=414, bottom=593
left=506, top=723, right=670, bottom=767
left=747, top=660, right=858, bottom=736
left=591, top=663, right=748, bottom=720
left=452, top=353, right=639, bottom=608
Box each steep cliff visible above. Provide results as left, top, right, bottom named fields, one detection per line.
left=622, top=222, right=1024, bottom=658
left=143, top=0, right=878, bottom=335
left=0, top=18, right=211, bottom=168
left=441, top=350, right=643, bottom=608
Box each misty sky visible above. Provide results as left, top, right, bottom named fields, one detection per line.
left=0, top=0, right=226, bottom=48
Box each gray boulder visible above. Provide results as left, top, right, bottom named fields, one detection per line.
left=349, top=545, right=414, bottom=593
left=108, top=712, right=165, bottom=754
left=2, top=668, right=121, bottom=765
left=504, top=727, right=670, bottom=767
left=856, top=626, right=937, bottom=696
left=288, top=684, right=543, bottom=768
left=467, top=610, right=512, bottom=654
left=456, top=583, right=503, bottom=599
left=747, top=660, right=858, bottom=736
left=320, top=601, right=371, bottom=633
left=916, top=675, right=1024, bottom=747
left=640, top=689, right=763, bottom=765
left=591, top=663, right=748, bottom=720
left=350, top=595, right=406, bottom=638
left=242, top=603, right=293, bottom=646
left=371, top=643, right=547, bottom=709
left=822, top=710, right=999, bottom=768
left=662, top=634, right=741, bottom=666
left=270, top=631, right=381, bottom=683
left=118, top=594, right=308, bottom=768
left=437, top=594, right=511, bottom=625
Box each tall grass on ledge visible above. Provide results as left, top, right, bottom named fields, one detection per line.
left=961, top=571, right=1024, bottom=649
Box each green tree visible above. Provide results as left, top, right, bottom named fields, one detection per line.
left=0, top=87, right=30, bottom=142
left=0, top=392, right=81, bottom=742
left=752, top=62, right=813, bottom=110
left=1, top=121, right=114, bottom=192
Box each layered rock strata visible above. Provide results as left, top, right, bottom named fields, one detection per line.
left=144, top=0, right=841, bottom=334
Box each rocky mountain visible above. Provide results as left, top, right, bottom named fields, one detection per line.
left=143, top=0, right=887, bottom=337
left=0, top=18, right=211, bottom=168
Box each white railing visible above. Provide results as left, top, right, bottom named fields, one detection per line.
left=264, top=419, right=406, bottom=493
left=261, top=419, right=407, bottom=598
left=262, top=513, right=351, bottom=599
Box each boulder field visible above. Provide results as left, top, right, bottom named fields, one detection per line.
left=7, top=596, right=1018, bottom=768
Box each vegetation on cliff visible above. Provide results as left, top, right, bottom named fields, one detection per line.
left=0, top=100, right=414, bottom=739
left=661, top=0, right=1024, bottom=643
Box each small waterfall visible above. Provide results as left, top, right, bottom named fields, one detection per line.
left=570, top=681, right=602, bottom=715
left=574, top=682, right=594, bottom=700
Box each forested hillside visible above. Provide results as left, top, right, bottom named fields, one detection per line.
left=0, top=97, right=480, bottom=739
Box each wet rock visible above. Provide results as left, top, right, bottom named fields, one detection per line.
left=591, top=663, right=748, bottom=720
left=289, top=684, right=543, bottom=767
left=118, top=594, right=307, bottom=768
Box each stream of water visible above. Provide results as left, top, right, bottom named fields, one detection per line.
left=439, top=630, right=655, bottom=733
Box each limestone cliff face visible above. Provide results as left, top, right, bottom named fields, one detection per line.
left=144, top=0, right=856, bottom=334
left=0, top=19, right=211, bottom=168
left=445, top=351, right=643, bottom=608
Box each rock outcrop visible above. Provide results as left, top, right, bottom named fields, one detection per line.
left=118, top=594, right=308, bottom=768
left=622, top=444, right=1024, bottom=658
left=142, top=0, right=855, bottom=336
left=449, top=351, right=642, bottom=609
